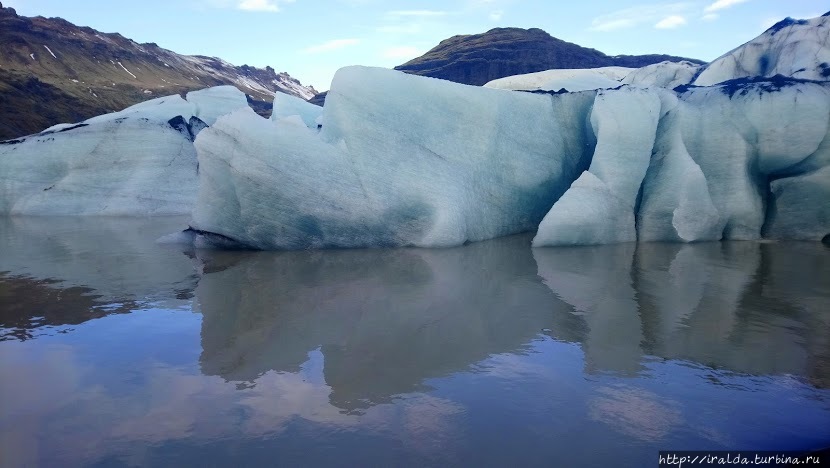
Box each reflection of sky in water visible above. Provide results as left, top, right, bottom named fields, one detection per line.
left=1, top=217, right=829, bottom=467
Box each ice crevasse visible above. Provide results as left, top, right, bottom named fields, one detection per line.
left=189, top=66, right=830, bottom=249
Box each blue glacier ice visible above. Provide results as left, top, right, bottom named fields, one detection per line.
left=270, top=91, right=323, bottom=129
left=2, top=13, right=829, bottom=248
left=191, top=66, right=597, bottom=249
left=0, top=86, right=247, bottom=215
left=188, top=64, right=829, bottom=249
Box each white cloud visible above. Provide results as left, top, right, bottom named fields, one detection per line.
left=381, top=46, right=423, bottom=59
left=386, top=10, right=448, bottom=18
left=489, top=10, right=504, bottom=21
left=654, top=15, right=687, bottom=29
left=302, top=38, right=361, bottom=54
left=204, top=0, right=293, bottom=12
left=701, top=13, right=719, bottom=21
left=237, top=0, right=286, bottom=12
left=590, top=3, right=693, bottom=32
left=703, top=0, right=749, bottom=14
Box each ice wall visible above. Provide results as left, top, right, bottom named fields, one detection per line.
left=191, top=66, right=597, bottom=249
left=0, top=86, right=247, bottom=215
left=189, top=67, right=829, bottom=249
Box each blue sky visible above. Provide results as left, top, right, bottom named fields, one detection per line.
left=3, top=0, right=826, bottom=90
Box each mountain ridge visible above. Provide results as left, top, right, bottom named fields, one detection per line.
left=0, top=2, right=316, bottom=139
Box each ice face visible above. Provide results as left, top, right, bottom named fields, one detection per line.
left=186, top=65, right=830, bottom=249
left=0, top=119, right=198, bottom=216
left=191, top=66, right=597, bottom=249
left=185, top=85, right=249, bottom=126
left=675, top=80, right=830, bottom=241
left=636, top=93, right=723, bottom=242
left=0, top=86, right=248, bottom=216
left=270, top=91, right=323, bottom=129
left=533, top=86, right=661, bottom=246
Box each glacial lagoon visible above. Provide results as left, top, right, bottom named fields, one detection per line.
left=1, top=217, right=829, bottom=467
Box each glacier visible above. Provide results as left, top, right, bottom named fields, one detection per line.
left=1, top=12, right=829, bottom=249
left=693, top=14, right=830, bottom=86
left=191, top=67, right=597, bottom=249
left=484, top=67, right=634, bottom=92
left=0, top=86, right=248, bottom=215
left=187, top=64, right=830, bottom=249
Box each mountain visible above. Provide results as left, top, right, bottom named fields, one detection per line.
left=394, top=27, right=704, bottom=86
left=0, top=2, right=316, bottom=139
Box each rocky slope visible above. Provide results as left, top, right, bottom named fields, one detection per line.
left=0, top=2, right=316, bottom=139
left=394, top=27, right=704, bottom=86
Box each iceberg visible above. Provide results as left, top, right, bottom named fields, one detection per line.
left=186, top=64, right=829, bottom=249
left=532, top=86, right=661, bottom=246
left=270, top=91, right=323, bottom=129
left=190, top=66, right=597, bottom=249
left=2, top=13, right=829, bottom=248
left=0, top=86, right=248, bottom=216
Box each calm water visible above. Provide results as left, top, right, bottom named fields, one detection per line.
left=1, top=217, right=829, bottom=467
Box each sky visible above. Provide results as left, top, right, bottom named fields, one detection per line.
left=3, top=0, right=827, bottom=90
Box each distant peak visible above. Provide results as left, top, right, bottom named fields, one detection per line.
left=0, top=2, right=17, bottom=16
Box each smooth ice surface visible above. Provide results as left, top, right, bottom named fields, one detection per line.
left=270, top=91, right=324, bottom=129
left=533, top=87, right=660, bottom=246
left=694, top=13, right=830, bottom=86
left=636, top=93, right=722, bottom=242
left=484, top=67, right=633, bottom=92
left=0, top=120, right=198, bottom=216
left=185, top=86, right=249, bottom=126
left=188, top=64, right=830, bottom=249
left=191, top=66, right=596, bottom=249
left=535, top=79, right=830, bottom=245
left=0, top=86, right=248, bottom=216
left=673, top=81, right=830, bottom=241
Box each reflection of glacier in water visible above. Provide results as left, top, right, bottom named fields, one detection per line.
left=194, top=235, right=561, bottom=409
left=535, top=241, right=830, bottom=387
left=0, top=217, right=829, bottom=466
left=196, top=237, right=830, bottom=395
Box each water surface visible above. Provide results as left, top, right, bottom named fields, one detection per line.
left=1, top=217, right=829, bottom=467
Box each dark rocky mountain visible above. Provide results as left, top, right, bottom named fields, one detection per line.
left=0, top=3, right=316, bottom=139
left=394, top=27, right=705, bottom=86
left=307, top=91, right=328, bottom=107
